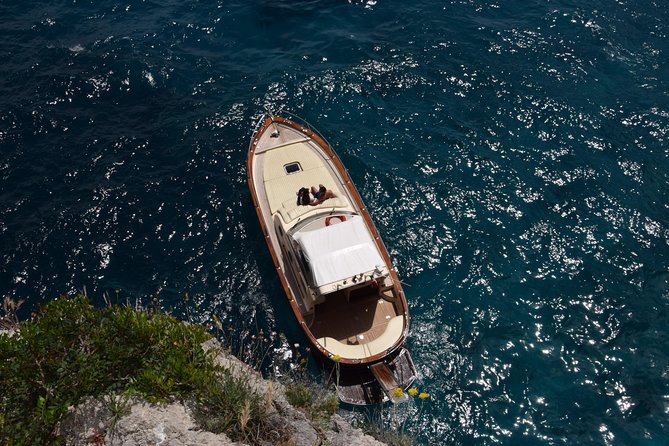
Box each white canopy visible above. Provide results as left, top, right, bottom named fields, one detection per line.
left=293, top=216, right=385, bottom=289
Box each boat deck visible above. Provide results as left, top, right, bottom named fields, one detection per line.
left=252, top=127, right=355, bottom=233
left=310, top=287, right=398, bottom=344
left=249, top=115, right=413, bottom=384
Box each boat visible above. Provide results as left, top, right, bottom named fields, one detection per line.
left=246, top=112, right=416, bottom=405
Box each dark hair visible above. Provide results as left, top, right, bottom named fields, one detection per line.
left=297, top=187, right=310, bottom=206
left=319, top=185, right=326, bottom=194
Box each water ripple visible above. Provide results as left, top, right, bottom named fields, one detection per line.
left=2, top=0, right=669, bottom=444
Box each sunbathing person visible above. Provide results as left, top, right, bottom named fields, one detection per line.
left=310, top=184, right=335, bottom=205
left=296, top=185, right=335, bottom=206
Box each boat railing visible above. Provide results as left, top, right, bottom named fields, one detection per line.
left=249, top=113, right=269, bottom=146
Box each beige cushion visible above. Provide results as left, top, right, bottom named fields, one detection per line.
left=265, top=165, right=333, bottom=214
left=316, top=316, right=404, bottom=360
left=277, top=196, right=347, bottom=223
left=262, top=141, right=324, bottom=182
left=316, top=338, right=368, bottom=360
left=261, top=141, right=349, bottom=224
left=364, top=315, right=404, bottom=356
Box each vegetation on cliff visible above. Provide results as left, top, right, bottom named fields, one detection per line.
left=1, top=294, right=429, bottom=446
left=0, top=295, right=279, bottom=444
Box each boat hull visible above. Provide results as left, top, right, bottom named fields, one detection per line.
left=246, top=113, right=416, bottom=403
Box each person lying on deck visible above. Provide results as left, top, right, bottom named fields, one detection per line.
left=296, top=185, right=335, bottom=206
left=310, top=184, right=335, bottom=205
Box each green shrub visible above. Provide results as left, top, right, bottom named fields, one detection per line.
left=0, top=295, right=265, bottom=445
left=285, top=382, right=314, bottom=408
left=285, top=381, right=339, bottom=428
left=191, top=370, right=263, bottom=438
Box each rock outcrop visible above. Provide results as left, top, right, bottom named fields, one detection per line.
left=58, top=338, right=388, bottom=446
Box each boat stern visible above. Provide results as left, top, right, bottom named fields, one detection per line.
left=334, top=347, right=417, bottom=406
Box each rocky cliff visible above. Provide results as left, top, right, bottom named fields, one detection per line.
left=57, top=338, right=388, bottom=446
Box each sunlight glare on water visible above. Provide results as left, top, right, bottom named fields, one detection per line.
left=1, top=0, right=668, bottom=444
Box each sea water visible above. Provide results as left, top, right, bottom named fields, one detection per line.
left=1, top=1, right=668, bottom=444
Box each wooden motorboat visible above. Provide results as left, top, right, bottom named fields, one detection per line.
left=247, top=112, right=416, bottom=404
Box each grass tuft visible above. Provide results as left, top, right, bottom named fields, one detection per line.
left=285, top=381, right=339, bottom=429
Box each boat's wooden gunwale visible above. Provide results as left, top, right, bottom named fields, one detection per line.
left=247, top=114, right=409, bottom=365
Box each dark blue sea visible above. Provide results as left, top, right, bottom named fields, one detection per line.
left=1, top=1, right=668, bottom=444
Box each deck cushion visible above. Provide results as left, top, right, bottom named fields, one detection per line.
left=316, top=315, right=404, bottom=360
left=261, top=139, right=349, bottom=224
left=262, top=141, right=324, bottom=182
left=277, top=196, right=347, bottom=223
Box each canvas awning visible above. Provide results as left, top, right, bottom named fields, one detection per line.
left=292, top=216, right=385, bottom=289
